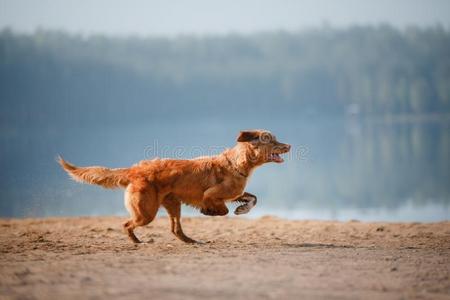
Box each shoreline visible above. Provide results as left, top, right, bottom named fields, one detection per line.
left=2, top=203, right=448, bottom=223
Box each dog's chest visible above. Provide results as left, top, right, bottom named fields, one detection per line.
left=224, top=176, right=249, bottom=198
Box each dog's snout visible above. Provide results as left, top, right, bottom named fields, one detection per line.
left=280, top=143, right=291, bottom=152
left=276, top=143, right=291, bottom=153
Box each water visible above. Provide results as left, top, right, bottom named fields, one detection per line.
left=0, top=116, right=449, bottom=222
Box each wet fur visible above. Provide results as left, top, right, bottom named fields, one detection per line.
left=59, top=130, right=290, bottom=243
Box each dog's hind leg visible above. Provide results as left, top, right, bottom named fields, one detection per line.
left=162, top=195, right=198, bottom=243
left=123, top=183, right=159, bottom=243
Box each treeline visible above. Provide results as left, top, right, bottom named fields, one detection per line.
left=0, top=25, right=449, bottom=128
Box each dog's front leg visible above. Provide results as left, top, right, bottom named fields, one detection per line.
left=200, top=185, right=230, bottom=216
left=233, top=192, right=257, bottom=215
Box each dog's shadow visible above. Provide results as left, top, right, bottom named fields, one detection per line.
left=282, top=243, right=354, bottom=249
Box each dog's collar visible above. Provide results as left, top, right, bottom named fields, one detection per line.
left=224, top=155, right=248, bottom=178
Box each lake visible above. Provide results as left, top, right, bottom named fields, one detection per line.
left=1, top=116, right=449, bottom=222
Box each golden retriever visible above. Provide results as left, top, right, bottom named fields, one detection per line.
left=59, top=130, right=290, bottom=243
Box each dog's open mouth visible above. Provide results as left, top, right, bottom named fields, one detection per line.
left=268, top=147, right=290, bottom=163
left=269, top=152, right=285, bottom=163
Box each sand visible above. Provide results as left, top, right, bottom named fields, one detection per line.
left=0, top=216, right=449, bottom=300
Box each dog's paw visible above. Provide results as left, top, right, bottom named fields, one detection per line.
left=234, top=196, right=257, bottom=215
left=200, top=208, right=215, bottom=216
left=201, top=207, right=229, bottom=216
left=234, top=204, right=250, bottom=215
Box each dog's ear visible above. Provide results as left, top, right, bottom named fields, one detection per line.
left=237, top=131, right=259, bottom=142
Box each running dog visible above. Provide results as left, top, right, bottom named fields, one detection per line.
left=59, top=130, right=290, bottom=243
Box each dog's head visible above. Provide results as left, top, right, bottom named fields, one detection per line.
left=236, top=130, right=290, bottom=164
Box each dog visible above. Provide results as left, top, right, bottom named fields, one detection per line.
left=59, top=130, right=290, bottom=243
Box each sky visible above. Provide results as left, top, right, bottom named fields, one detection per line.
left=0, top=0, right=449, bottom=36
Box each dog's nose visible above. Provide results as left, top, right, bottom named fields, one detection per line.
left=285, top=144, right=291, bottom=151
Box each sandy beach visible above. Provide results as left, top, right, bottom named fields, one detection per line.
left=0, top=216, right=449, bottom=299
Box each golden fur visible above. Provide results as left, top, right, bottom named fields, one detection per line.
left=59, top=130, right=290, bottom=243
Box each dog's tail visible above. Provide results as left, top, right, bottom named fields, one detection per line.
left=57, top=156, right=130, bottom=189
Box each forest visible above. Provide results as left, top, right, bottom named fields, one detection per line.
left=1, top=25, right=450, bottom=129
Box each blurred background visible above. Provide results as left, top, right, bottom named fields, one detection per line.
left=0, top=0, right=449, bottom=221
